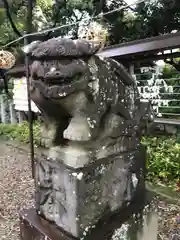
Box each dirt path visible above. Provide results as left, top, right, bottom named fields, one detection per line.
left=0, top=141, right=179, bottom=239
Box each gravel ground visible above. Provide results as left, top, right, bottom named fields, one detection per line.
left=0, top=141, right=179, bottom=240
left=158, top=198, right=180, bottom=240
left=0, top=142, right=34, bottom=240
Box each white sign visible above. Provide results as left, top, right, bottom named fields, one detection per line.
left=13, top=77, right=40, bottom=113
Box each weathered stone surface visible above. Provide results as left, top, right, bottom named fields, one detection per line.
left=25, top=38, right=151, bottom=166
left=34, top=146, right=146, bottom=238
left=19, top=190, right=158, bottom=240
left=26, top=38, right=144, bottom=147
left=21, top=38, right=153, bottom=238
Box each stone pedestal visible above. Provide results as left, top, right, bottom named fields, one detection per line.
left=19, top=208, right=72, bottom=240
left=34, top=145, right=146, bottom=238
left=19, top=191, right=158, bottom=240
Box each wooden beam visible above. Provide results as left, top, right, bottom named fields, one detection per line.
left=98, top=32, right=180, bottom=59
left=154, top=118, right=180, bottom=125
left=117, top=52, right=180, bottom=64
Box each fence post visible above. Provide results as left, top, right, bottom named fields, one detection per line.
left=0, top=94, right=8, bottom=123
left=17, top=111, right=24, bottom=123
left=129, top=64, right=135, bottom=76
left=9, top=101, right=17, bottom=124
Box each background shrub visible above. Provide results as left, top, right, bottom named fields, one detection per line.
left=142, top=136, right=180, bottom=188
left=0, top=121, right=41, bottom=145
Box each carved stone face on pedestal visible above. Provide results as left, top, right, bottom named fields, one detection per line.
left=24, top=38, right=152, bottom=238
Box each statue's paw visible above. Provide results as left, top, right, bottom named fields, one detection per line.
left=38, top=136, right=51, bottom=148
left=63, top=121, right=91, bottom=141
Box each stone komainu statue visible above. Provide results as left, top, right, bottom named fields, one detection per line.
left=23, top=38, right=153, bottom=238
left=25, top=38, right=150, bottom=164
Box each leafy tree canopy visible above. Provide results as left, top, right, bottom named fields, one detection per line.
left=0, top=0, right=180, bottom=48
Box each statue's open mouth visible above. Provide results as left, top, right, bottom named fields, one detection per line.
left=31, top=74, right=89, bottom=100
left=44, top=73, right=80, bottom=86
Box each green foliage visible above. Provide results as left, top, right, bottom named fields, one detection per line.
left=133, top=0, right=180, bottom=40
left=142, top=136, right=180, bottom=188
left=1, top=0, right=180, bottom=49
left=0, top=121, right=41, bottom=144
left=163, top=64, right=180, bottom=79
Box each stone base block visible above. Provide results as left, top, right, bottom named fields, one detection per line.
left=19, top=191, right=158, bottom=240
left=35, top=145, right=146, bottom=238
left=19, top=208, right=73, bottom=240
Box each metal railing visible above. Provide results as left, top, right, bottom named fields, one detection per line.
left=132, top=67, right=180, bottom=125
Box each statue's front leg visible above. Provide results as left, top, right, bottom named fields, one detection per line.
left=63, top=94, right=107, bottom=141
left=63, top=114, right=93, bottom=141
left=63, top=110, right=106, bottom=141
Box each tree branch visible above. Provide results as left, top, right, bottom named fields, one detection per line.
left=164, top=58, right=180, bottom=72
left=2, top=0, right=22, bottom=37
